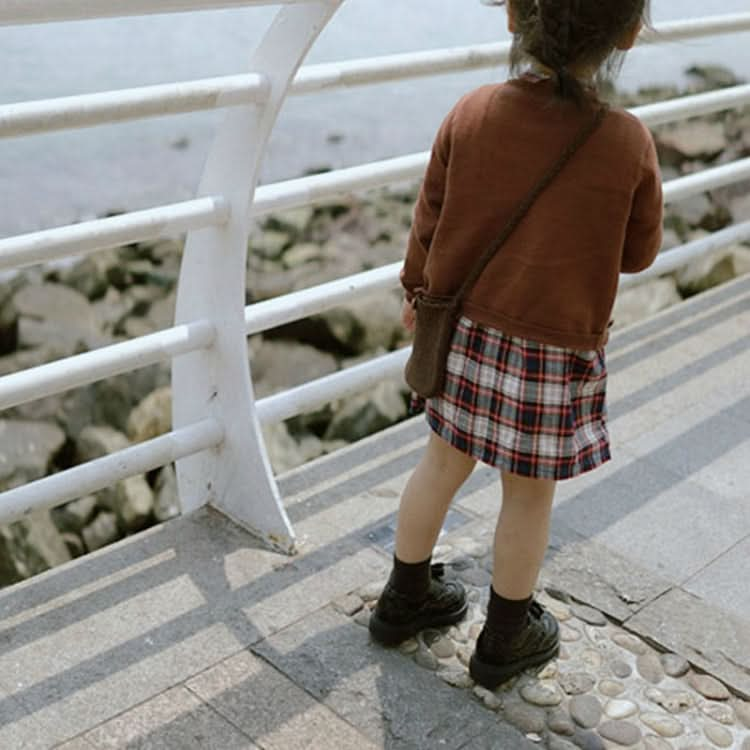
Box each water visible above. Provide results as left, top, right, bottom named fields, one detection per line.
left=1, top=0, right=749, bottom=237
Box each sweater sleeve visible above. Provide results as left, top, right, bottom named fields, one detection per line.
left=621, top=131, right=664, bottom=274
left=401, top=109, right=454, bottom=299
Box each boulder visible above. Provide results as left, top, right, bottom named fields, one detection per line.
left=77, top=425, right=129, bottom=462
left=655, top=121, right=727, bottom=166
left=262, top=206, right=314, bottom=241
left=61, top=249, right=121, bottom=300
left=0, top=509, right=72, bottom=586
left=611, top=278, right=682, bottom=329
left=324, top=379, right=408, bottom=443
left=0, top=419, right=66, bottom=490
left=10, top=282, right=105, bottom=355
left=261, top=421, right=307, bottom=474
left=249, top=339, right=338, bottom=398
left=730, top=193, right=750, bottom=224
left=686, top=64, right=744, bottom=91
left=153, top=465, right=180, bottom=523
left=82, top=511, right=119, bottom=552
left=675, top=244, right=750, bottom=296
left=127, top=386, right=172, bottom=443
left=52, top=495, right=99, bottom=534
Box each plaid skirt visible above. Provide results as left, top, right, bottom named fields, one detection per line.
left=415, top=316, right=611, bottom=480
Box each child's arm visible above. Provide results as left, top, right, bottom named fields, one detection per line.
left=621, top=133, right=663, bottom=273
left=400, top=110, right=455, bottom=301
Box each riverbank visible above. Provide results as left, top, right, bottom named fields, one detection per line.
left=1, top=65, right=749, bottom=587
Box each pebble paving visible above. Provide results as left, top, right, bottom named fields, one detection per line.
left=350, top=533, right=750, bottom=749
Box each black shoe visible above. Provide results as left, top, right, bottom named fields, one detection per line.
left=469, top=601, right=559, bottom=689
left=369, top=563, right=468, bottom=646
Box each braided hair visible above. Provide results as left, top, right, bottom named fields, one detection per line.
left=508, top=0, right=648, bottom=104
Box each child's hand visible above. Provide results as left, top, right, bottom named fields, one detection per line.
left=401, top=298, right=416, bottom=332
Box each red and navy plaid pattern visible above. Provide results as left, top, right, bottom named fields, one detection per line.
left=421, top=316, right=610, bottom=480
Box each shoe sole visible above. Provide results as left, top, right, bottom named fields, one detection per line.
left=468, top=642, right=560, bottom=690
left=369, top=600, right=469, bottom=647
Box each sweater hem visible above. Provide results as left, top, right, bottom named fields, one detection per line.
left=461, top=302, right=607, bottom=351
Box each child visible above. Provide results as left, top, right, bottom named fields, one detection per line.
left=369, top=0, right=663, bottom=690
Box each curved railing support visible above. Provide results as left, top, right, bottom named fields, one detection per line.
left=173, top=0, right=342, bottom=554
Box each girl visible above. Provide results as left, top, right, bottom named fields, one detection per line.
left=369, top=0, right=663, bottom=690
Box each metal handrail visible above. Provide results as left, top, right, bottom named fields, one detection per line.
left=1, top=6, right=748, bottom=550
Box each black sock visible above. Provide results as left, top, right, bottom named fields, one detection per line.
left=388, top=555, right=431, bottom=599
left=484, top=587, right=532, bottom=638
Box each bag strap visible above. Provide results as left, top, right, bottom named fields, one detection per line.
left=453, top=105, right=609, bottom=304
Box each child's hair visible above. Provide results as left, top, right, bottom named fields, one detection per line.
left=507, top=0, right=650, bottom=104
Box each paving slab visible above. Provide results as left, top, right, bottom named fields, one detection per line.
left=187, top=648, right=381, bottom=750
left=626, top=587, right=750, bottom=699
left=82, top=685, right=259, bottom=749
left=252, top=606, right=535, bottom=750
left=683, top=535, right=750, bottom=622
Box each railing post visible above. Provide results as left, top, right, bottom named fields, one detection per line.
left=172, top=0, right=343, bottom=554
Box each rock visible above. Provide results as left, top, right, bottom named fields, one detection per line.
left=77, top=425, right=129, bottom=462
left=250, top=228, right=292, bottom=260
left=736, top=699, right=750, bottom=729
left=571, top=728, right=605, bottom=750
left=570, top=604, right=607, bottom=627
left=127, top=386, right=171, bottom=443
left=656, top=120, right=727, bottom=165
left=414, top=647, right=439, bottom=671
left=604, top=700, right=638, bottom=720
left=261, top=422, right=308, bottom=474
left=153, top=465, right=180, bottom=523
left=611, top=278, right=682, bottom=329
left=503, top=699, right=547, bottom=733
left=559, top=672, right=596, bottom=695
left=560, top=624, right=583, bottom=642
left=52, top=495, right=99, bottom=534
left=353, top=609, right=370, bottom=628
left=640, top=713, right=684, bottom=738
left=636, top=653, right=664, bottom=684
left=645, top=687, right=696, bottom=714
left=250, top=339, right=338, bottom=399
left=610, top=660, right=632, bottom=679
left=11, top=282, right=105, bottom=354
left=429, top=636, right=455, bottom=660
left=660, top=653, right=690, bottom=678
left=457, top=566, right=492, bottom=587
left=570, top=695, right=603, bottom=729
left=580, top=650, right=603, bottom=671
left=439, top=669, right=473, bottom=689
left=332, top=593, right=362, bottom=617
left=597, top=720, right=641, bottom=747
left=262, top=206, right=314, bottom=241
left=109, top=476, right=154, bottom=533
left=81, top=511, right=119, bottom=552
left=324, top=380, right=407, bottom=443
left=730, top=193, right=750, bottom=224
left=675, top=246, right=746, bottom=297
left=398, top=638, right=418, bottom=655
left=703, top=723, right=733, bottom=748
left=548, top=737, right=577, bottom=750
left=473, top=686, right=503, bottom=711
left=0, top=419, right=66, bottom=489
left=686, top=64, right=743, bottom=91
left=520, top=680, right=563, bottom=707
left=548, top=708, right=576, bottom=736
left=61, top=531, right=86, bottom=558
left=283, top=242, right=325, bottom=269
left=643, top=737, right=673, bottom=750
left=61, top=250, right=120, bottom=300
left=0, top=509, right=72, bottom=585
left=689, top=674, right=730, bottom=701
left=700, top=702, right=735, bottom=725
left=612, top=633, right=648, bottom=656
left=598, top=680, right=625, bottom=698
left=743, top=737, right=750, bottom=750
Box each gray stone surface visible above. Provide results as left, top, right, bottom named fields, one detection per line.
left=83, top=686, right=260, bottom=749
left=186, top=649, right=378, bottom=750
left=253, top=606, right=534, bottom=749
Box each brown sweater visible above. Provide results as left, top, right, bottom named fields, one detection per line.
left=401, top=76, right=664, bottom=350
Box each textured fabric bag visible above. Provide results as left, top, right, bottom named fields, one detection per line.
left=404, top=106, right=608, bottom=398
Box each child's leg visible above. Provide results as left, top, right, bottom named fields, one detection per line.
left=394, top=431, right=477, bottom=563
left=469, top=471, right=559, bottom=688
left=493, top=471, right=556, bottom=599
left=369, top=432, right=475, bottom=646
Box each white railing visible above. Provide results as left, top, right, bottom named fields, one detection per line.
left=1, top=4, right=749, bottom=553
